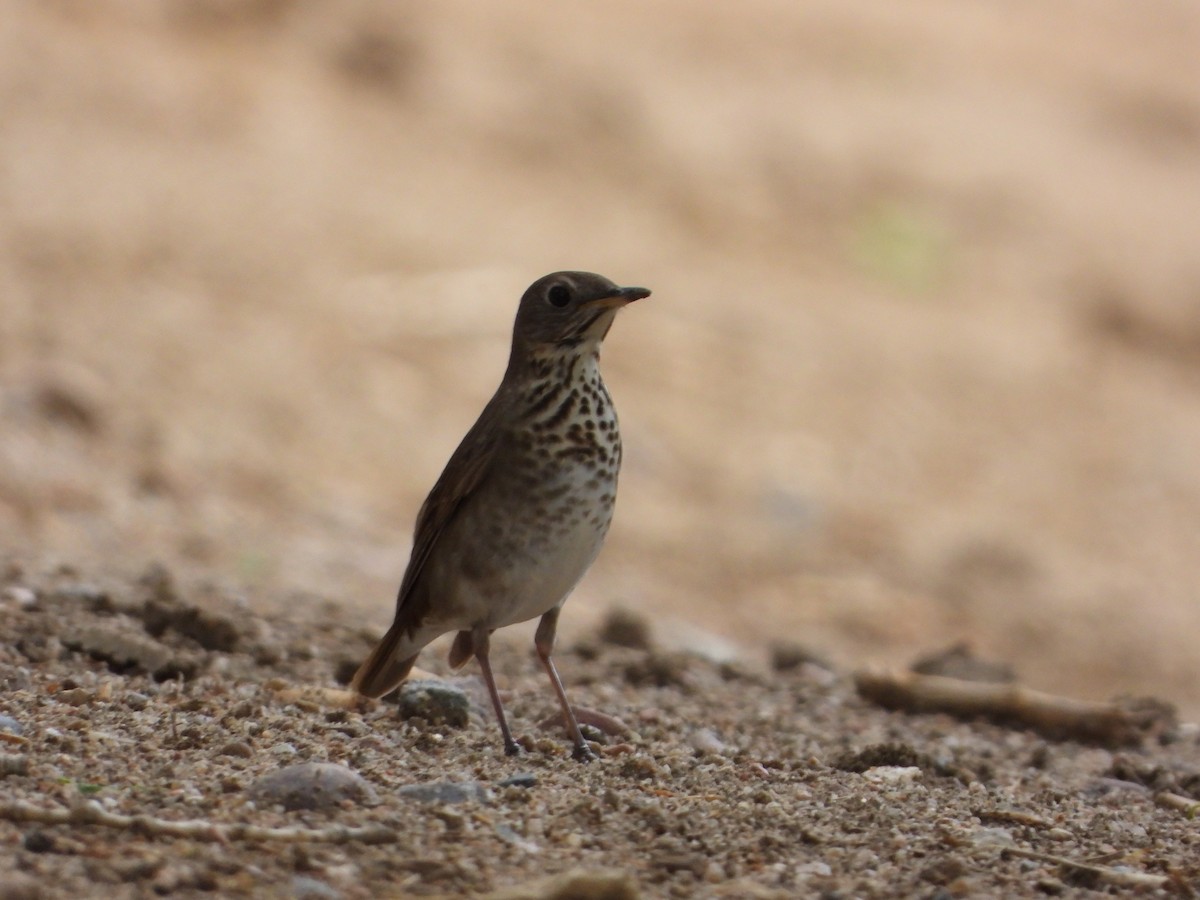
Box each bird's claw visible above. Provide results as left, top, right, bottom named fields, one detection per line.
left=572, top=742, right=599, bottom=763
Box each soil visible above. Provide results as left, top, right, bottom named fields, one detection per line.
left=2, top=562, right=1199, bottom=898
left=2, top=1, right=1200, bottom=897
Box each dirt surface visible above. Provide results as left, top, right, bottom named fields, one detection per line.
left=2, top=1, right=1200, bottom=896
left=2, top=561, right=1199, bottom=898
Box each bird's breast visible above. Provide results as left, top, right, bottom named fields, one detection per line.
left=460, top=355, right=622, bottom=626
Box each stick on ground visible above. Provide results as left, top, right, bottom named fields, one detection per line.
left=853, top=668, right=1173, bottom=746
left=0, top=800, right=395, bottom=845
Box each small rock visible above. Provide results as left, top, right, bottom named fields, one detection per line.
left=124, top=692, right=150, bottom=711
left=910, top=642, right=1015, bottom=684
left=484, top=868, right=638, bottom=900
left=498, top=773, right=538, bottom=789
left=137, top=562, right=178, bottom=605
left=862, top=765, right=923, bottom=784
left=1, top=586, right=37, bottom=609
left=689, top=728, right=727, bottom=756
left=219, top=741, right=254, bottom=759
left=599, top=606, right=653, bottom=649
left=620, top=755, right=662, bottom=780
left=1, top=754, right=30, bottom=776
left=495, top=823, right=541, bottom=854
left=60, top=622, right=190, bottom=680
left=292, top=876, right=342, bottom=900
left=23, top=830, right=55, bottom=854
left=397, top=680, right=470, bottom=728
left=623, top=653, right=693, bottom=689
left=248, top=763, right=378, bottom=811
left=32, top=370, right=105, bottom=434
left=142, top=601, right=241, bottom=653
left=0, top=715, right=23, bottom=736
left=57, top=688, right=93, bottom=706
left=652, top=853, right=705, bottom=876
left=52, top=583, right=112, bottom=612
left=769, top=641, right=833, bottom=673
left=971, top=826, right=1016, bottom=848
left=229, top=700, right=259, bottom=719
left=397, top=781, right=490, bottom=805
left=831, top=742, right=930, bottom=773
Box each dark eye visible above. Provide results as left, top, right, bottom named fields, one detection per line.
left=547, top=284, right=571, bottom=308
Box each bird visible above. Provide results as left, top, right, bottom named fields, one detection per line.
left=352, top=271, right=650, bottom=761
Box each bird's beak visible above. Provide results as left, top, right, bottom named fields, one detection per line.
left=584, top=286, right=652, bottom=310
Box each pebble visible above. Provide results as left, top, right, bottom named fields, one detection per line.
left=248, top=763, right=378, bottom=811
left=862, top=765, right=923, bottom=785
left=598, top=606, right=654, bottom=649
left=292, top=876, right=342, bottom=900
left=1, top=754, right=30, bottom=776
left=769, top=641, right=833, bottom=673
left=0, top=715, right=23, bottom=736
left=23, top=830, right=55, bottom=854
left=397, top=680, right=471, bottom=728
left=1, top=586, right=37, bottom=609
left=397, top=780, right=490, bottom=805
left=689, top=728, right=727, bottom=755
left=498, top=772, right=538, bottom=789
left=52, top=582, right=112, bottom=611
left=60, top=622, right=185, bottom=679
left=495, top=823, right=541, bottom=854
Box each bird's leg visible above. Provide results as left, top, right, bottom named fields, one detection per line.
left=535, top=608, right=596, bottom=762
left=472, top=626, right=521, bottom=756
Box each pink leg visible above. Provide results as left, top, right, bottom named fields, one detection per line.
left=473, top=627, right=521, bottom=756
left=535, top=608, right=596, bottom=762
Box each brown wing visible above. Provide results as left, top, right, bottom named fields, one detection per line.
left=351, top=387, right=511, bottom=696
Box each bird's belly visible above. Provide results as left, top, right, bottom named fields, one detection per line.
left=446, top=463, right=615, bottom=630
left=486, top=508, right=609, bottom=629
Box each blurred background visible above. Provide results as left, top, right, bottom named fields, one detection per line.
left=2, top=1, right=1198, bottom=711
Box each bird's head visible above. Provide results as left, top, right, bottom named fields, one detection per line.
left=511, top=271, right=650, bottom=351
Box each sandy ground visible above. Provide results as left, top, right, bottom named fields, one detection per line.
left=1, top=1, right=1199, bottom=894
left=1, top=562, right=1199, bottom=898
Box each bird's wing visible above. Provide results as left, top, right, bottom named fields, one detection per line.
left=395, top=390, right=510, bottom=625
left=351, top=389, right=510, bottom=697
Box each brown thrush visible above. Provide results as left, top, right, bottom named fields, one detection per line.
left=352, top=271, right=650, bottom=761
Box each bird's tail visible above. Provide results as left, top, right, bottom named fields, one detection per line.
left=351, top=623, right=420, bottom=699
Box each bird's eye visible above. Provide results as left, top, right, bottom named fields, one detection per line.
left=547, top=284, right=571, bottom=308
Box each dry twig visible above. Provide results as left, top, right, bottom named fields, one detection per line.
left=1156, top=791, right=1200, bottom=819
left=854, top=668, right=1171, bottom=746
left=1003, top=847, right=1169, bottom=890
left=0, top=799, right=395, bottom=845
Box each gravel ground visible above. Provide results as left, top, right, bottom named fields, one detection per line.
left=1, top=560, right=1198, bottom=899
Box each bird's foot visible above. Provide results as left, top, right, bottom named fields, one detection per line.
left=572, top=742, right=598, bottom=763
left=503, top=739, right=524, bottom=757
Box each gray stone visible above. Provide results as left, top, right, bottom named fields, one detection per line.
left=397, top=680, right=470, bottom=728
left=248, top=763, right=378, bottom=812
left=397, top=780, right=490, bottom=805
left=292, top=876, right=342, bottom=900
